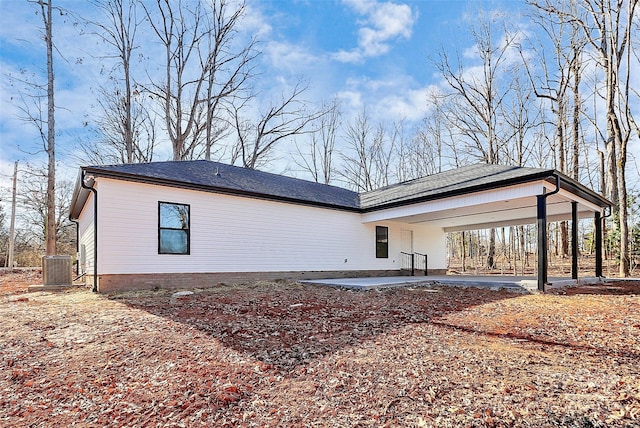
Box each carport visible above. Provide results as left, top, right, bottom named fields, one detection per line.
left=359, top=165, right=611, bottom=292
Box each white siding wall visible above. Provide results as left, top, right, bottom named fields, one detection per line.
left=91, top=178, right=447, bottom=275
left=411, top=223, right=447, bottom=269
left=77, top=190, right=95, bottom=276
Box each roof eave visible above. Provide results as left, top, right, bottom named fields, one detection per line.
left=70, top=165, right=611, bottom=219
left=554, top=171, right=611, bottom=208
left=69, top=168, right=92, bottom=220
left=361, top=170, right=559, bottom=212
left=79, top=167, right=362, bottom=213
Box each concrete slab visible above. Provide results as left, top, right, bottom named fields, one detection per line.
left=27, top=284, right=80, bottom=292
left=300, top=275, right=603, bottom=293
left=301, top=276, right=438, bottom=290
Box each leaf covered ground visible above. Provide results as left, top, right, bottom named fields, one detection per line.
left=1, top=271, right=639, bottom=427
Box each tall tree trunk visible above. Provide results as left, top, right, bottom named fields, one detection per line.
left=560, top=222, right=569, bottom=258
left=617, top=0, right=635, bottom=277
left=598, top=149, right=609, bottom=261
left=501, top=227, right=507, bottom=269
left=461, top=231, right=466, bottom=272
left=122, top=6, right=133, bottom=164
left=487, top=228, right=496, bottom=270
left=43, top=0, right=56, bottom=256
left=518, top=225, right=526, bottom=274
left=571, top=42, right=581, bottom=260
left=571, top=51, right=581, bottom=181
left=618, top=142, right=630, bottom=276
left=557, top=101, right=570, bottom=258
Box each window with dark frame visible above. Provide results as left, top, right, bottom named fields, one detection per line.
left=376, top=226, right=388, bottom=258
left=158, top=202, right=190, bottom=255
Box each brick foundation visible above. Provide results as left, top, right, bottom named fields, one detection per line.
left=95, top=270, right=411, bottom=293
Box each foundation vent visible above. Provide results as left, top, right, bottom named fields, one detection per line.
left=42, top=255, right=73, bottom=286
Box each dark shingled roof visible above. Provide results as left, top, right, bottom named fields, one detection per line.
left=70, top=160, right=610, bottom=219
left=359, top=164, right=556, bottom=210
left=81, top=160, right=361, bottom=210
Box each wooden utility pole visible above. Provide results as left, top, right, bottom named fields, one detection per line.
left=43, top=0, right=56, bottom=255
left=8, top=161, right=17, bottom=269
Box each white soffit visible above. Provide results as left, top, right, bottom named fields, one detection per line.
left=362, top=180, right=603, bottom=231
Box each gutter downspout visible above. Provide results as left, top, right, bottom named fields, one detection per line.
left=81, top=171, right=98, bottom=292
left=537, top=174, right=561, bottom=292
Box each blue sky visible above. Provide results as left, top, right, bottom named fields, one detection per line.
left=1, top=1, right=510, bottom=178
left=1, top=0, right=637, bottom=205
left=0, top=1, right=525, bottom=167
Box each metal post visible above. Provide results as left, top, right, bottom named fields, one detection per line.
left=424, top=253, right=428, bottom=276
left=411, top=253, right=415, bottom=276
left=595, top=211, right=603, bottom=277
left=537, top=194, right=547, bottom=292
left=571, top=201, right=578, bottom=280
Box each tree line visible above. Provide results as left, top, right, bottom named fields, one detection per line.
left=3, top=0, right=640, bottom=277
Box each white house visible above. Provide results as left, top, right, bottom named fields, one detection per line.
left=69, top=160, right=610, bottom=292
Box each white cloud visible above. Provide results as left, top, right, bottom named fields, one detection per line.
left=336, top=89, right=364, bottom=112
left=241, top=0, right=273, bottom=39
left=376, top=86, right=433, bottom=121
left=333, top=0, right=416, bottom=63
left=335, top=73, right=435, bottom=126
left=332, top=49, right=364, bottom=64
left=264, top=41, right=320, bottom=73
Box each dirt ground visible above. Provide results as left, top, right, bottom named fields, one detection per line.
left=1, top=270, right=639, bottom=427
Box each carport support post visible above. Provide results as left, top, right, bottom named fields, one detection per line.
left=595, top=211, right=603, bottom=277
left=537, top=194, right=547, bottom=292
left=572, top=201, right=578, bottom=280
left=411, top=254, right=415, bottom=276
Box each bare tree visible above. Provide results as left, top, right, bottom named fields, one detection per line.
left=77, top=84, right=157, bottom=165
left=435, top=15, right=518, bottom=166
left=391, top=120, right=413, bottom=183
left=523, top=0, right=589, bottom=258
left=421, top=93, right=447, bottom=173
left=202, top=0, right=257, bottom=161
left=409, top=125, right=449, bottom=176
left=398, top=96, right=445, bottom=182
left=89, top=0, right=139, bottom=162
left=502, top=75, right=539, bottom=168
left=232, top=81, right=325, bottom=169
left=143, top=0, right=255, bottom=161
left=293, top=98, right=341, bottom=184
left=339, top=109, right=396, bottom=192
left=82, top=0, right=158, bottom=164
left=19, top=170, right=75, bottom=257
left=339, top=110, right=376, bottom=192
left=143, top=0, right=210, bottom=160
left=434, top=12, right=520, bottom=269
left=13, top=1, right=59, bottom=256
left=419, top=92, right=462, bottom=172
left=570, top=39, right=584, bottom=181
left=531, top=0, right=638, bottom=276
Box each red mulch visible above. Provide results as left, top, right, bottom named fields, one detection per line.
left=1, top=272, right=638, bottom=427
left=0, top=269, right=42, bottom=296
